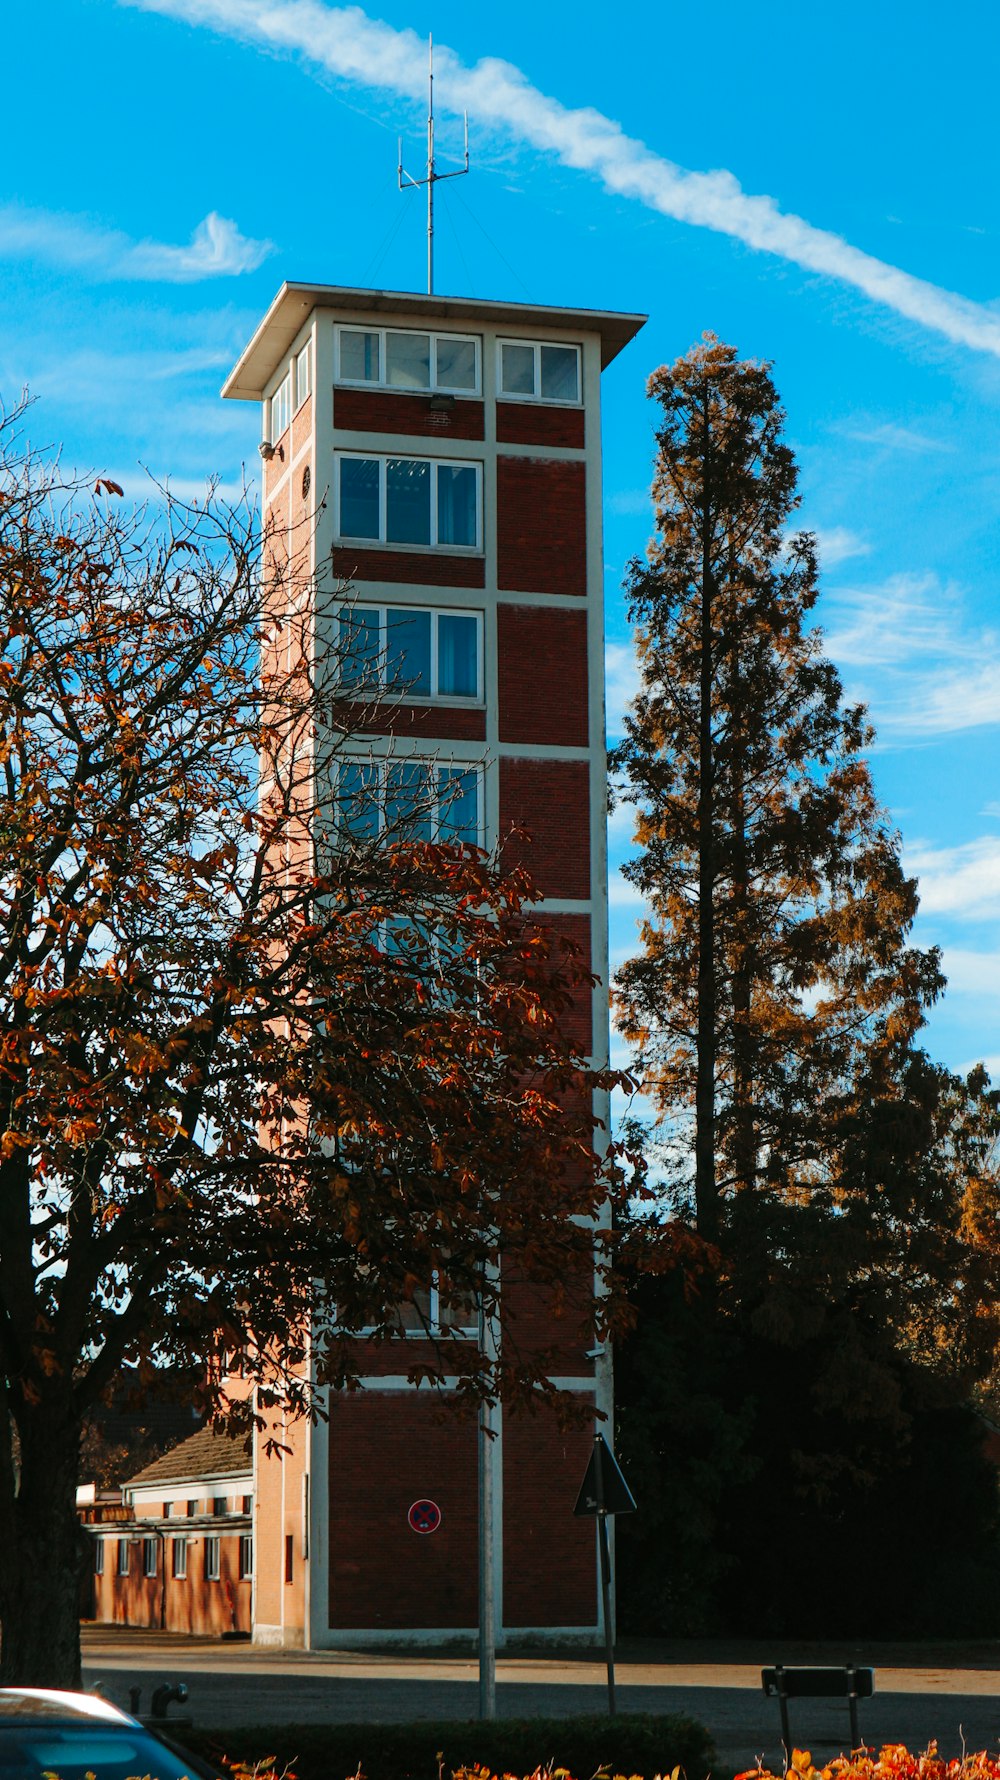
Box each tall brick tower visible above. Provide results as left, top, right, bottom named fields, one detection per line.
left=222, top=283, right=646, bottom=1647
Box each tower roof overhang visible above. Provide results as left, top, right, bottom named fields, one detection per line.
left=222, top=282, right=648, bottom=400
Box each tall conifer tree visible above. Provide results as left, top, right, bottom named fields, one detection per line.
left=613, top=336, right=944, bottom=1244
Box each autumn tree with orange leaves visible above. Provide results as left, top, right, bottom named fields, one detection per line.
left=0, top=404, right=621, bottom=1686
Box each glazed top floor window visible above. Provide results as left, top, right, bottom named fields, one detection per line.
left=336, top=325, right=480, bottom=395
left=498, top=339, right=581, bottom=404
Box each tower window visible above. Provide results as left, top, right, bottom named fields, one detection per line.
left=270, top=372, right=291, bottom=442
left=338, top=605, right=482, bottom=703
left=498, top=339, right=581, bottom=405
left=337, top=759, right=482, bottom=849
left=337, top=454, right=481, bottom=552
left=337, top=325, right=479, bottom=395
left=295, top=343, right=311, bottom=409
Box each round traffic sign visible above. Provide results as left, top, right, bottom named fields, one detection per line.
left=408, top=1498, right=442, bottom=1535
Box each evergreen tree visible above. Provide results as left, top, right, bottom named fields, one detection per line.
left=613, top=336, right=943, bottom=1245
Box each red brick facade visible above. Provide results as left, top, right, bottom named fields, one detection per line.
left=499, top=758, right=592, bottom=901
left=497, top=458, right=587, bottom=596
left=334, top=388, right=485, bottom=440
left=502, top=1412, right=597, bottom=1627
left=329, top=700, right=486, bottom=742
left=496, top=402, right=585, bottom=449
left=328, top=1393, right=478, bottom=1629
left=331, top=545, right=486, bottom=589
left=498, top=606, right=589, bottom=747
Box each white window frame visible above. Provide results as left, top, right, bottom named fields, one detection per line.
left=335, top=453, right=482, bottom=553
left=172, top=1535, right=188, bottom=1580
left=94, top=1538, right=105, bottom=1577
left=338, top=604, right=484, bottom=704
left=295, top=342, right=311, bottom=410
left=496, top=337, right=582, bottom=405
left=336, top=757, right=485, bottom=850
left=204, top=1535, right=221, bottom=1582
left=270, top=371, right=291, bottom=441
left=335, top=325, right=481, bottom=395
left=143, top=1536, right=158, bottom=1578
left=239, top=1533, right=254, bottom=1580
left=116, top=1537, right=130, bottom=1578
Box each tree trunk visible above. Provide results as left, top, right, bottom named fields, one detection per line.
left=0, top=1400, right=84, bottom=1687
left=694, top=437, right=718, bottom=1243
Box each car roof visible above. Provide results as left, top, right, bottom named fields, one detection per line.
left=0, top=1690, right=134, bottom=1724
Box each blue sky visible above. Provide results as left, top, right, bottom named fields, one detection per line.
left=4, top=0, right=999, bottom=1080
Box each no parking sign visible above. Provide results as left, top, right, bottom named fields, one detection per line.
left=407, top=1498, right=442, bottom=1534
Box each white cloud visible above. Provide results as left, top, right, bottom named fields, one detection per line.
left=123, top=0, right=1000, bottom=359
left=842, top=421, right=956, bottom=454
left=906, top=838, right=1000, bottom=922
left=939, top=949, right=1000, bottom=995
left=823, top=573, right=1000, bottom=736
left=605, top=638, right=640, bottom=739
left=812, top=525, right=871, bottom=568
left=0, top=203, right=273, bottom=282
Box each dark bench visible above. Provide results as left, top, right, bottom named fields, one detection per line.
left=762, top=1665, right=875, bottom=1754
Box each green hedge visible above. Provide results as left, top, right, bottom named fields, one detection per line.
left=176, top=1711, right=715, bottom=1780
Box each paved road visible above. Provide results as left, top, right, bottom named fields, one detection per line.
left=82, top=1628, right=1000, bottom=1775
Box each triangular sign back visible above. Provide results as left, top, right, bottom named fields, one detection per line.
left=573, top=1434, right=637, bottom=1517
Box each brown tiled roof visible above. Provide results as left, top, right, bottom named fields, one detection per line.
left=126, top=1424, right=251, bottom=1489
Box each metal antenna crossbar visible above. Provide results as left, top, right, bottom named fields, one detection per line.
left=398, top=36, right=470, bottom=295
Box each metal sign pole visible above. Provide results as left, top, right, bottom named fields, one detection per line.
left=593, top=1440, right=616, bottom=1716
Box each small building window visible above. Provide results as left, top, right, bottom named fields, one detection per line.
left=284, top=1534, right=294, bottom=1585
left=336, top=326, right=479, bottom=395
left=143, top=1538, right=158, bottom=1578
left=239, top=1534, right=254, bottom=1581
left=213, top=1495, right=228, bottom=1517
left=163, top=1501, right=173, bottom=1519
left=204, top=1536, right=221, bottom=1582
left=498, top=339, right=581, bottom=405
left=186, top=1499, right=199, bottom=1517
left=338, top=605, right=482, bottom=703
left=94, top=1539, right=105, bottom=1577
left=172, top=1537, right=188, bottom=1580
left=337, top=454, right=481, bottom=552
left=270, top=372, right=291, bottom=443
left=295, top=343, right=311, bottom=409
left=242, top=1495, right=252, bottom=1515
left=116, top=1538, right=130, bottom=1578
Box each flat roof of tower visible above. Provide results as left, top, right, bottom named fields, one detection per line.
left=221, top=282, right=648, bottom=400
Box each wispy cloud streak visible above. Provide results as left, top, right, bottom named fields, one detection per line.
left=824, top=573, right=1000, bottom=736
left=0, top=203, right=273, bottom=282
left=122, top=0, right=1000, bottom=356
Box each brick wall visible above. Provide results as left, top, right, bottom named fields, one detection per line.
left=499, top=759, right=591, bottom=901
left=496, top=404, right=585, bottom=449
left=498, top=606, right=589, bottom=747
left=502, top=1410, right=597, bottom=1627
left=328, top=1392, right=477, bottom=1628
left=528, top=912, right=593, bottom=1052
left=331, top=547, right=486, bottom=590
left=497, top=458, right=587, bottom=596
left=328, top=700, right=486, bottom=742
left=334, top=389, right=485, bottom=441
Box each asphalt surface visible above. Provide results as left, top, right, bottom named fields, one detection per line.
left=81, top=1628, right=1000, bottom=1774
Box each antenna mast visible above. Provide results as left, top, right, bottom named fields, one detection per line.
left=398, top=36, right=470, bottom=295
